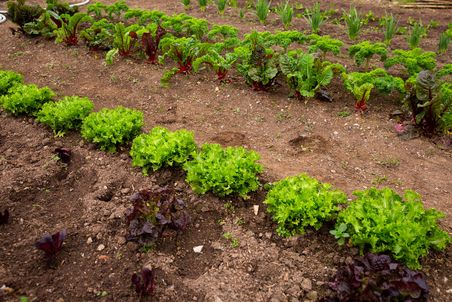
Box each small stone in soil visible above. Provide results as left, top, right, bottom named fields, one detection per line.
left=96, top=244, right=105, bottom=251
left=86, top=237, right=93, bottom=244
left=193, top=245, right=203, bottom=253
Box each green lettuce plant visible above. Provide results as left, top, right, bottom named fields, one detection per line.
left=0, top=84, right=55, bottom=116
left=265, top=174, right=348, bottom=237
left=130, top=127, right=197, bottom=175
left=81, top=106, right=144, bottom=152
left=184, top=143, right=263, bottom=198
left=333, top=187, right=451, bottom=269
left=36, top=96, right=94, bottom=136
left=0, top=70, right=23, bottom=96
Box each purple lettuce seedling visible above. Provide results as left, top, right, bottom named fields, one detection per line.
left=54, top=147, right=72, bottom=164
left=131, top=267, right=156, bottom=296
left=35, top=230, right=67, bottom=259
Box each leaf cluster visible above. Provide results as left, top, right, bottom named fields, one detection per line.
left=55, top=12, right=92, bottom=46
left=131, top=268, right=156, bottom=297
left=334, top=188, right=451, bottom=269
left=36, top=96, right=94, bottom=135
left=0, top=70, right=23, bottom=96
left=384, top=48, right=436, bottom=77
left=130, top=127, right=197, bottom=175
left=35, top=230, right=66, bottom=259
left=323, top=253, right=429, bottom=302
left=264, top=174, right=347, bottom=237
left=0, top=84, right=55, bottom=116
left=348, top=41, right=387, bottom=69
left=307, top=34, right=343, bottom=58
left=7, top=0, right=44, bottom=29
left=81, top=106, right=144, bottom=152
left=184, top=143, right=263, bottom=198
left=80, top=19, right=115, bottom=50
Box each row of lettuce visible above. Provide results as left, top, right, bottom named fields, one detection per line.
left=1, top=69, right=450, bottom=274
left=6, top=0, right=452, bottom=135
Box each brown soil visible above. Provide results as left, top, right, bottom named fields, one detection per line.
left=0, top=0, right=451, bottom=301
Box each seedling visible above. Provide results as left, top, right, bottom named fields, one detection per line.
left=277, top=1, right=293, bottom=29
left=35, top=230, right=66, bottom=260
left=216, top=0, right=227, bottom=15
left=255, top=0, right=270, bottom=24
left=329, top=223, right=349, bottom=245
left=223, top=232, right=240, bottom=248
left=131, top=268, right=156, bottom=297
left=407, top=21, right=426, bottom=49
left=343, top=7, right=362, bottom=40
left=304, top=2, right=325, bottom=34
left=380, top=14, right=398, bottom=46
left=198, top=0, right=208, bottom=11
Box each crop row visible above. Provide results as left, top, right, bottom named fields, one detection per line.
left=5, top=0, right=452, bottom=135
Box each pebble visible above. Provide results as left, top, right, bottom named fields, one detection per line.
left=86, top=237, right=93, bottom=244
left=301, top=278, right=312, bottom=291
left=96, top=244, right=105, bottom=251
left=306, top=291, right=317, bottom=301
left=193, top=245, right=203, bottom=253
left=253, top=205, right=259, bottom=216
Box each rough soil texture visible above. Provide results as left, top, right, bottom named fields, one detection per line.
left=0, top=0, right=451, bottom=301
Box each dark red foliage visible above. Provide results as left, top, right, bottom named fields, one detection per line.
left=131, top=267, right=156, bottom=296
left=35, top=230, right=67, bottom=259
left=125, top=187, right=190, bottom=244
left=141, top=24, right=165, bottom=64
left=322, top=253, right=429, bottom=302
left=54, top=147, right=71, bottom=164
left=354, top=99, right=367, bottom=112
left=216, top=69, right=228, bottom=81
left=0, top=209, right=9, bottom=225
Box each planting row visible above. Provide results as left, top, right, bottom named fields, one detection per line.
left=1, top=69, right=450, bottom=273
left=5, top=0, right=452, bottom=135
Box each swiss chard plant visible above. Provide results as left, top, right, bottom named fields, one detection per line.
left=0, top=84, right=55, bottom=116
left=333, top=187, right=451, bottom=269
left=279, top=50, right=344, bottom=99
left=0, top=70, right=23, bottom=96
left=193, top=46, right=238, bottom=81
left=125, top=188, right=191, bottom=244
left=403, top=66, right=452, bottom=134
left=54, top=12, right=91, bottom=46
left=79, top=18, right=115, bottom=50
left=137, top=23, right=167, bottom=64
left=130, top=127, right=197, bottom=175
left=23, top=11, right=58, bottom=38
left=348, top=41, right=388, bottom=69
left=159, top=36, right=204, bottom=86
left=45, top=0, right=78, bottom=16
left=342, top=69, right=405, bottom=112
left=384, top=48, right=437, bottom=77
left=132, top=268, right=156, bottom=297
left=324, top=253, right=429, bottom=302
left=35, top=230, right=66, bottom=260
left=81, top=106, right=144, bottom=152
left=105, top=23, right=141, bottom=64
left=183, top=143, right=263, bottom=198
left=264, top=174, right=348, bottom=237
left=7, top=0, right=44, bottom=31
left=36, top=96, right=94, bottom=136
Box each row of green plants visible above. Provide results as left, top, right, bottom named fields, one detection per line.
left=1, top=69, right=450, bottom=274
left=6, top=0, right=452, bottom=135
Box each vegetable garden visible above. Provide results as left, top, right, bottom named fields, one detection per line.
left=0, top=0, right=451, bottom=301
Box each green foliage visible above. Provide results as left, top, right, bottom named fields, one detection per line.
left=438, top=30, right=450, bottom=54
left=216, top=0, right=227, bottom=15
left=384, top=48, right=436, bottom=77
left=80, top=18, right=115, bottom=50
left=279, top=50, right=344, bottom=99
left=264, top=174, right=348, bottom=237
left=380, top=14, right=398, bottom=46
left=181, top=0, right=190, bottom=9
left=193, top=46, right=238, bottom=80
left=207, top=25, right=239, bottom=41
left=46, top=0, right=78, bottom=16
left=162, top=14, right=208, bottom=39
left=349, top=41, right=388, bottom=69
left=255, top=0, right=270, bottom=24
left=184, top=144, right=263, bottom=198
left=87, top=0, right=129, bottom=20
left=307, top=34, right=343, bottom=59
left=342, top=69, right=405, bottom=111
left=198, top=0, right=208, bottom=11
left=334, top=188, right=451, bottom=269
left=105, top=23, right=141, bottom=64
left=124, top=9, right=164, bottom=25
left=55, top=13, right=92, bottom=46
left=0, top=70, right=23, bottom=96
left=407, top=20, right=426, bottom=49
left=276, top=1, right=293, bottom=30
left=23, top=11, right=58, bottom=37
left=304, top=2, right=325, bottom=34
left=130, top=127, right=197, bottom=175
left=7, top=0, right=44, bottom=29
left=36, top=96, right=94, bottom=135
left=404, top=67, right=452, bottom=134
left=81, top=107, right=144, bottom=152
left=343, top=7, right=362, bottom=40
left=0, top=84, right=55, bottom=116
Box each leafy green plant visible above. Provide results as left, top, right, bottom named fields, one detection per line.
left=45, top=0, right=78, bottom=16
left=159, top=36, right=203, bottom=86
left=130, top=127, right=197, bottom=175
left=181, top=0, right=190, bottom=9
left=384, top=48, right=436, bottom=77
left=0, top=70, right=23, bottom=96
left=193, top=46, right=238, bottom=81
left=255, top=0, right=270, bottom=24
left=342, top=69, right=405, bottom=112
left=79, top=18, right=115, bottom=50
left=161, top=14, right=208, bottom=40
left=216, top=0, right=227, bottom=14
left=343, top=7, right=362, bottom=40
left=138, top=23, right=167, bottom=63
left=207, top=24, right=239, bottom=41
left=105, top=23, right=141, bottom=64
left=380, top=14, right=398, bottom=46
left=87, top=0, right=129, bottom=21
left=0, top=84, right=55, bottom=116
left=279, top=50, right=344, bottom=99
left=307, top=34, right=343, bottom=60
left=81, top=107, right=144, bottom=152
left=55, top=12, right=91, bottom=46
left=304, top=2, right=325, bottom=34
left=329, top=223, right=349, bottom=245
left=7, top=0, right=44, bottom=30
left=407, top=20, right=426, bottom=49
left=264, top=174, right=347, bottom=237
left=276, top=1, right=293, bottom=30
left=348, top=41, right=388, bottom=69
left=403, top=66, right=452, bottom=134
left=333, top=188, right=451, bottom=269
left=23, top=11, right=58, bottom=38
left=36, top=96, right=94, bottom=136
left=183, top=143, right=263, bottom=198
left=438, top=30, right=450, bottom=54
left=198, top=0, right=208, bottom=11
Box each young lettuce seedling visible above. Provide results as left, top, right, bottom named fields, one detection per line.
left=35, top=230, right=67, bottom=260
left=131, top=267, right=156, bottom=297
